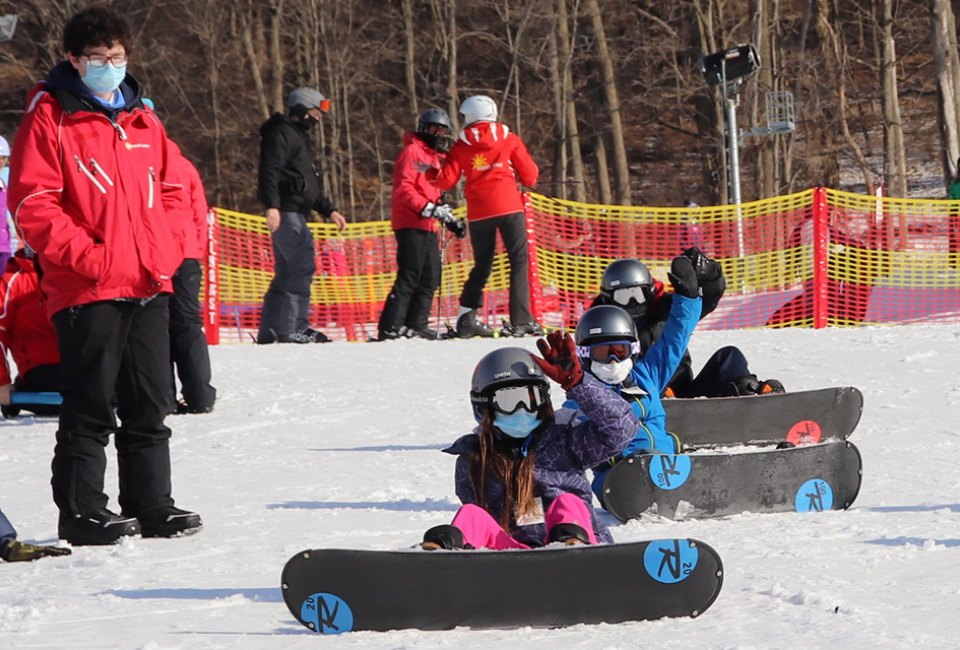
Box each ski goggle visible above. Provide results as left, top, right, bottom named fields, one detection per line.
left=611, top=285, right=649, bottom=306
left=490, top=384, right=549, bottom=415
left=577, top=340, right=638, bottom=363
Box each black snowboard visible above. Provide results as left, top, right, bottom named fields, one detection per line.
left=663, top=386, right=863, bottom=448
left=281, top=539, right=724, bottom=633
left=601, top=440, right=862, bottom=522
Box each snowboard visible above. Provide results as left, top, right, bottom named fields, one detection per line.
left=601, top=440, right=862, bottom=522
left=281, top=539, right=724, bottom=633
left=663, top=386, right=863, bottom=448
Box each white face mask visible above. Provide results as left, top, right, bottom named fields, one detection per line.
left=591, top=358, right=633, bottom=385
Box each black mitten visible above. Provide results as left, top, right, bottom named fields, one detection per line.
left=668, top=255, right=700, bottom=298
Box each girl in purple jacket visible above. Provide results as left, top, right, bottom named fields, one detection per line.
left=421, top=333, right=638, bottom=550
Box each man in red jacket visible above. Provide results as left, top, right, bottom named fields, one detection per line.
left=0, top=249, right=61, bottom=417
left=428, top=95, right=541, bottom=338
left=7, top=7, right=201, bottom=546
left=377, top=108, right=466, bottom=341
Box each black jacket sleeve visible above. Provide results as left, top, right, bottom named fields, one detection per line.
left=257, top=124, right=291, bottom=210
left=313, top=191, right=338, bottom=220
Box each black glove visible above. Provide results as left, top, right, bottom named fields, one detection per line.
left=681, top=247, right=722, bottom=284
left=0, top=539, right=72, bottom=562
left=668, top=254, right=700, bottom=299
left=533, top=331, right=584, bottom=390
left=445, top=218, right=467, bottom=239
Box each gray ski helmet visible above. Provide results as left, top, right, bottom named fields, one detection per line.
left=417, top=108, right=451, bottom=133
left=286, top=87, right=327, bottom=112
left=575, top=305, right=638, bottom=347
left=600, top=258, right=654, bottom=319
left=469, top=347, right=547, bottom=423
left=601, top=259, right=653, bottom=295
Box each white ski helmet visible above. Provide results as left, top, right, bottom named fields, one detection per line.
left=459, top=95, right=498, bottom=126
left=0, top=135, right=9, bottom=157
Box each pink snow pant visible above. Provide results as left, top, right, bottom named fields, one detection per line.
left=451, top=492, right=599, bottom=550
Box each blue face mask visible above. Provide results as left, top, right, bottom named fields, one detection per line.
left=82, top=63, right=126, bottom=95
left=494, top=410, right=542, bottom=439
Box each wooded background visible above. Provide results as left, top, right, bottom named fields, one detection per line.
left=3, top=0, right=960, bottom=221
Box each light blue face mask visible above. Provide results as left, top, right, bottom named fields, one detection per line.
left=82, top=63, right=126, bottom=95
left=494, top=410, right=542, bottom=439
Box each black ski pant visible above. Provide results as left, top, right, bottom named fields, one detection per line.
left=378, top=228, right=440, bottom=334
left=459, top=212, right=533, bottom=325
left=170, top=258, right=216, bottom=410
left=51, top=297, right=176, bottom=519
left=258, top=211, right=316, bottom=340
left=675, top=345, right=752, bottom=398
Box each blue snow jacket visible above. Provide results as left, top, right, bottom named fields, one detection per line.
left=559, top=294, right=702, bottom=500
left=444, top=373, right=636, bottom=545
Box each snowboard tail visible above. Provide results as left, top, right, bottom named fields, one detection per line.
left=602, top=440, right=863, bottom=522
left=664, top=386, right=864, bottom=447
left=281, top=539, right=724, bottom=633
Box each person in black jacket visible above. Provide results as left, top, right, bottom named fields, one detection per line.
left=256, top=86, right=347, bottom=344
left=590, top=250, right=783, bottom=397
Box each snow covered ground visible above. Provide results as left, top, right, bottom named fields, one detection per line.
left=1, top=324, right=959, bottom=649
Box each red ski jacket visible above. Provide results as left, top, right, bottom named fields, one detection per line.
left=391, top=132, right=444, bottom=232
left=169, top=147, right=209, bottom=260
left=428, top=121, right=538, bottom=221
left=0, top=252, right=59, bottom=386
left=8, top=63, right=186, bottom=318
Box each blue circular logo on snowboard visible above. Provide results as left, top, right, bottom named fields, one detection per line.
left=643, top=539, right=699, bottom=584
left=794, top=478, right=834, bottom=512
left=301, top=592, right=354, bottom=634
left=648, top=454, right=692, bottom=490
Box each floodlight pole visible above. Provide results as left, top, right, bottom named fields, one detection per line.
left=721, top=62, right=745, bottom=258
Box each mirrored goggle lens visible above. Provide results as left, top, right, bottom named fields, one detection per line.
left=589, top=342, right=633, bottom=363
left=612, top=285, right=647, bottom=306
left=492, top=385, right=546, bottom=415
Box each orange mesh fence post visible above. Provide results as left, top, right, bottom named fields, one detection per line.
left=204, top=209, right=220, bottom=345
left=812, top=187, right=829, bottom=329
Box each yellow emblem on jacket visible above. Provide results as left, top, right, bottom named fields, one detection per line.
left=471, top=154, right=491, bottom=171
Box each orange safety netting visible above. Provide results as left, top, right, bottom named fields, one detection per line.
left=208, top=188, right=960, bottom=343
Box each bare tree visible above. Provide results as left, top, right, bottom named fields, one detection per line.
left=932, top=0, right=960, bottom=184
left=880, top=0, right=907, bottom=197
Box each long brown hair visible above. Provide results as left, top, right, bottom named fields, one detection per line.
left=469, top=400, right=554, bottom=531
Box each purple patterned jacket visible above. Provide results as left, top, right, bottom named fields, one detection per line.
left=443, top=373, right=637, bottom=545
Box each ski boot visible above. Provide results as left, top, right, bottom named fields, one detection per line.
left=456, top=310, right=495, bottom=338
left=501, top=320, right=544, bottom=337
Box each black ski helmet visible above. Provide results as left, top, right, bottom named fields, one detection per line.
left=417, top=107, right=452, bottom=152
left=469, top=347, right=547, bottom=423
left=575, top=305, right=639, bottom=374
left=600, top=259, right=654, bottom=319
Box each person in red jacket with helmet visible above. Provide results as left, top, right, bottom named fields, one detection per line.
left=0, top=248, right=61, bottom=417
left=377, top=107, right=466, bottom=341
left=428, top=95, right=541, bottom=338
left=7, top=7, right=201, bottom=546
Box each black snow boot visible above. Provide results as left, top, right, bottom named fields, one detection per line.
left=58, top=508, right=141, bottom=546
left=455, top=311, right=494, bottom=338
left=136, top=506, right=203, bottom=538
left=421, top=524, right=467, bottom=550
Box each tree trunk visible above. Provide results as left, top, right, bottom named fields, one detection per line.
left=880, top=0, right=907, bottom=197
left=595, top=132, right=612, bottom=205
left=269, top=0, right=285, bottom=114
left=239, top=4, right=270, bottom=120
left=557, top=0, right=586, bottom=202
left=585, top=0, right=630, bottom=205
left=932, top=0, right=960, bottom=184
left=402, top=0, right=419, bottom=118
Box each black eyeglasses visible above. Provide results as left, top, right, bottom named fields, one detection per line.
left=81, top=53, right=128, bottom=69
